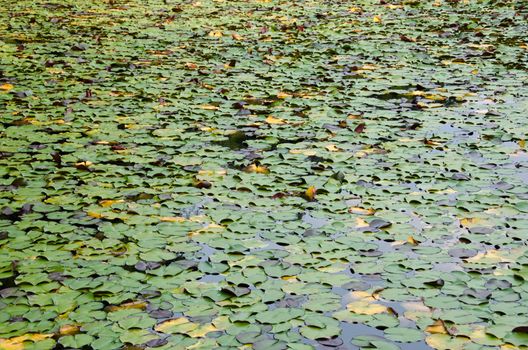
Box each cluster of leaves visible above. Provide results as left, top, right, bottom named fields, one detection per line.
left=1, top=0, right=528, bottom=349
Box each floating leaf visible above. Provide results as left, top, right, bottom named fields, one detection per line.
left=304, top=186, right=317, bottom=201
left=407, top=236, right=419, bottom=246
left=106, top=301, right=148, bottom=312
left=200, top=104, right=220, bottom=110
left=347, top=301, right=388, bottom=315
left=265, top=116, right=286, bottom=125
left=59, top=325, right=81, bottom=336
left=0, top=83, right=14, bottom=91
left=99, top=199, right=125, bottom=207
left=155, top=318, right=198, bottom=334
left=58, top=334, right=94, bottom=348
left=325, top=144, right=341, bottom=152
left=0, top=334, right=54, bottom=350
left=255, top=308, right=304, bottom=324
left=243, top=164, right=270, bottom=174
left=354, top=123, right=366, bottom=133
left=349, top=207, right=375, bottom=215
left=208, top=30, right=223, bottom=37
left=277, top=92, right=292, bottom=99
left=384, top=327, right=424, bottom=343
left=299, top=315, right=341, bottom=340
left=426, top=320, right=448, bottom=334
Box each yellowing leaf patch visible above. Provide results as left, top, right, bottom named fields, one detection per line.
left=99, top=199, right=125, bottom=207
left=0, top=83, right=14, bottom=91
left=426, top=320, right=448, bottom=334
left=208, top=30, right=223, bottom=37
left=265, top=115, right=286, bottom=125
left=347, top=300, right=387, bottom=315
left=277, top=91, right=292, bottom=99
left=289, top=149, right=317, bottom=156
left=304, top=186, right=316, bottom=201
left=59, top=324, right=81, bottom=336
left=200, top=104, right=219, bottom=110
left=325, top=144, right=341, bottom=152
left=349, top=207, right=375, bottom=215
left=243, top=164, right=270, bottom=174
left=106, top=301, right=147, bottom=312
left=155, top=317, right=197, bottom=334
left=0, top=334, right=54, bottom=350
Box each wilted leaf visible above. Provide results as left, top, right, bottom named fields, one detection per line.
left=304, top=186, right=317, bottom=201
left=0, top=83, right=14, bottom=91
left=0, top=334, right=54, bottom=350
left=349, top=207, right=375, bottom=215
left=426, top=320, right=448, bottom=334
left=106, top=301, right=148, bottom=312
left=208, top=30, right=223, bottom=37
left=354, top=123, right=366, bottom=133
left=59, top=325, right=81, bottom=336
left=407, top=236, right=419, bottom=246
left=200, top=104, right=219, bottom=110
left=99, top=199, right=125, bottom=207
left=325, top=144, right=341, bottom=152
left=265, top=116, right=286, bottom=125
left=277, top=92, right=292, bottom=99
left=243, top=164, right=270, bottom=174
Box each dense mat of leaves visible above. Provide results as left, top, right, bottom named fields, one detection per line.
left=1, top=0, right=528, bottom=349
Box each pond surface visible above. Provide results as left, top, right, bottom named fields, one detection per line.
left=1, top=0, right=528, bottom=349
